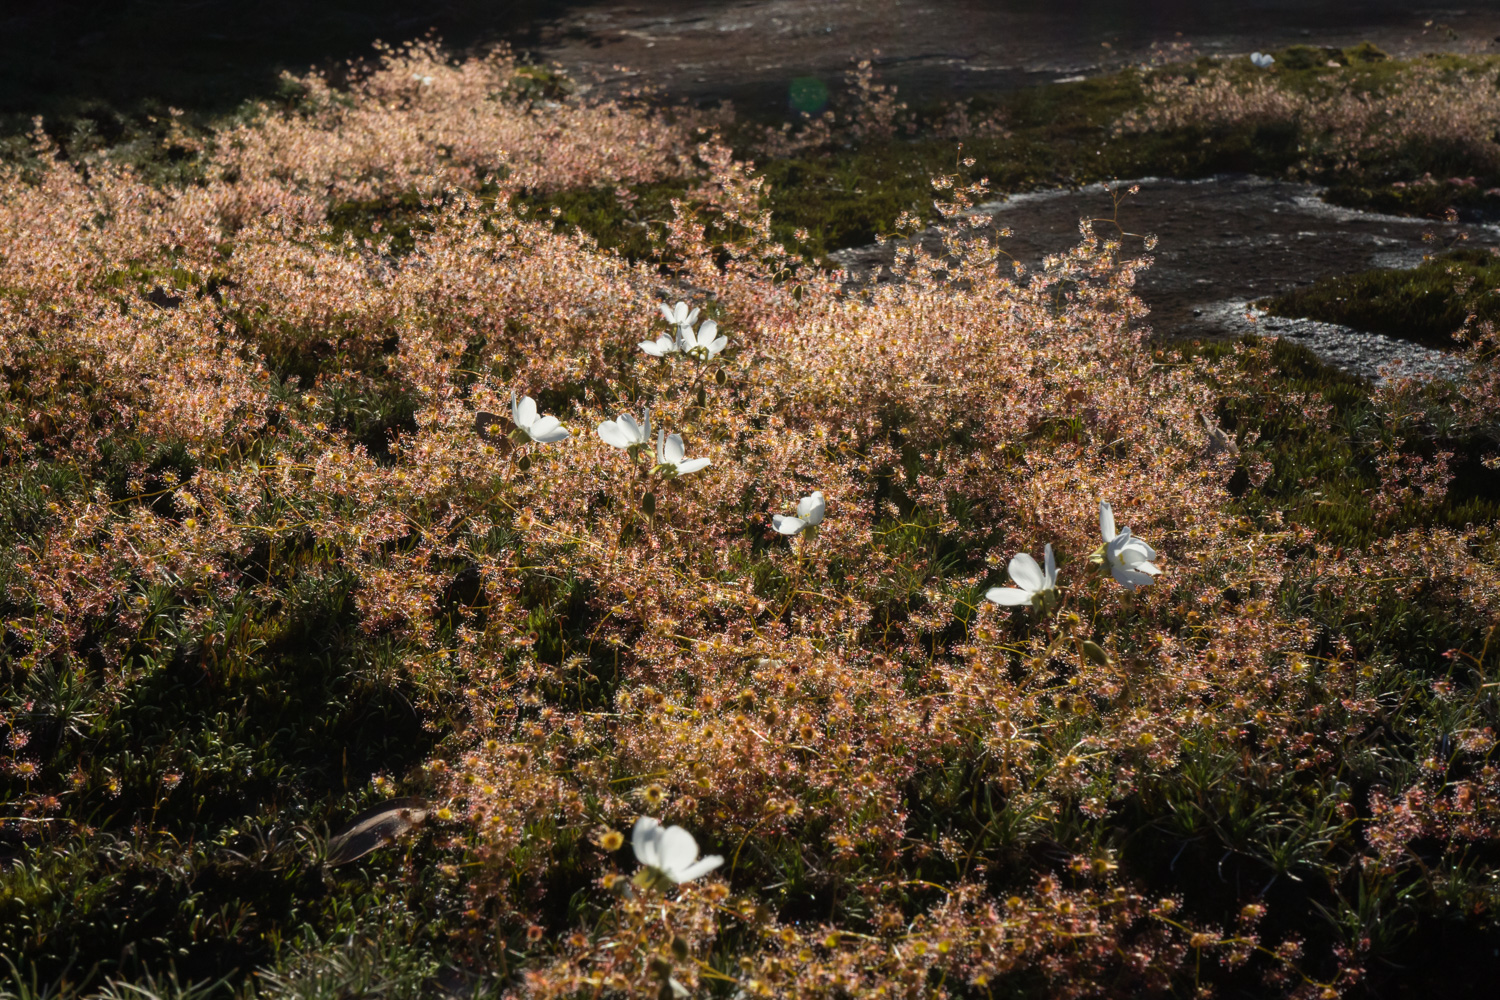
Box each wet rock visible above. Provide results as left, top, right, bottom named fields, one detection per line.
left=832, top=175, right=1487, bottom=381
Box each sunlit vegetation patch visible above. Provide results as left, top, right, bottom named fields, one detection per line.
left=2, top=37, right=1500, bottom=1000
left=1117, top=44, right=1500, bottom=217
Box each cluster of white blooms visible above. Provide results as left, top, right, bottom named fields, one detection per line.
left=511, top=303, right=1169, bottom=586
left=495, top=303, right=1173, bottom=904
left=640, top=301, right=728, bottom=360
left=508, top=302, right=839, bottom=533
left=604, top=303, right=728, bottom=477
left=984, top=501, right=1164, bottom=611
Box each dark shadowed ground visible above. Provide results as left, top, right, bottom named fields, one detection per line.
left=0, top=1, right=569, bottom=122
left=832, top=175, right=1498, bottom=352
left=9, top=1, right=1500, bottom=124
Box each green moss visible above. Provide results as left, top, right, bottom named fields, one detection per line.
left=511, top=179, right=696, bottom=260
left=1259, top=248, right=1500, bottom=348
left=1199, top=338, right=1500, bottom=548
left=1323, top=181, right=1500, bottom=219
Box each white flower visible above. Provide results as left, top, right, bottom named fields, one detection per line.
left=509, top=393, right=570, bottom=443
left=1250, top=52, right=1275, bottom=69
left=773, top=491, right=825, bottom=535
left=986, top=544, right=1058, bottom=607
left=659, top=300, right=700, bottom=331
left=655, top=428, right=710, bottom=476
left=1099, top=501, right=1162, bottom=591
left=639, top=333, right=680, bottom=357
left=676, top=319, right=728, bottom=360
left=411, top=73, right=434, bottom=86
left=632, top=816, right=723, bottom=884
left=598, top=408, right=651, bottom=450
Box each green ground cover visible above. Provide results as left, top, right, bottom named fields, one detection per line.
left=1261, top=247, right=1500, bottom=347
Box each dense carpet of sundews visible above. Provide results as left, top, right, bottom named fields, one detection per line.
left=4, top=35, right=1500, bottom=1000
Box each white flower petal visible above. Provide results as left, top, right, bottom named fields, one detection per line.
left=1008, top=552, right=1044, bottom=592
left=797, top=491, right=825, bottom=524
left=1044, top=543, right=1057, bottom=587
left=598, top=421, right=632, bottom=449
left=1100, top=501, right=1117, bottom=542
left=773, top=515, right=806, bottom=535
left=1112, top=527, right=1157, bottom=565
left=514, top=395, right=537, bottom=430
left=657, top=825, right=700, bottom=874
left=618, top=414, right=643, bottom=444
left=986, top=586, right=1033, bottom=606
left=696, top=319, right=717, bottom=345
left=673, top=855, right=723, bottom=883
left=528, top=417, right=570, bottom=443
left=675, top=458, right=710, bottom=474
left=1110, top=566, right=1157, bottom=591
left=1134, top=560, right=1162, bottom=576
left=632, top=816, right=663, bottom=867
left=707, top=336, right=728, bottom=356
left=640, top=339, right=669, bottom=357
left=663, top=433, right=685, bottom=465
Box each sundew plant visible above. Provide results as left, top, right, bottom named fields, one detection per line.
left=3, top=38, right=1500, bottom=1000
